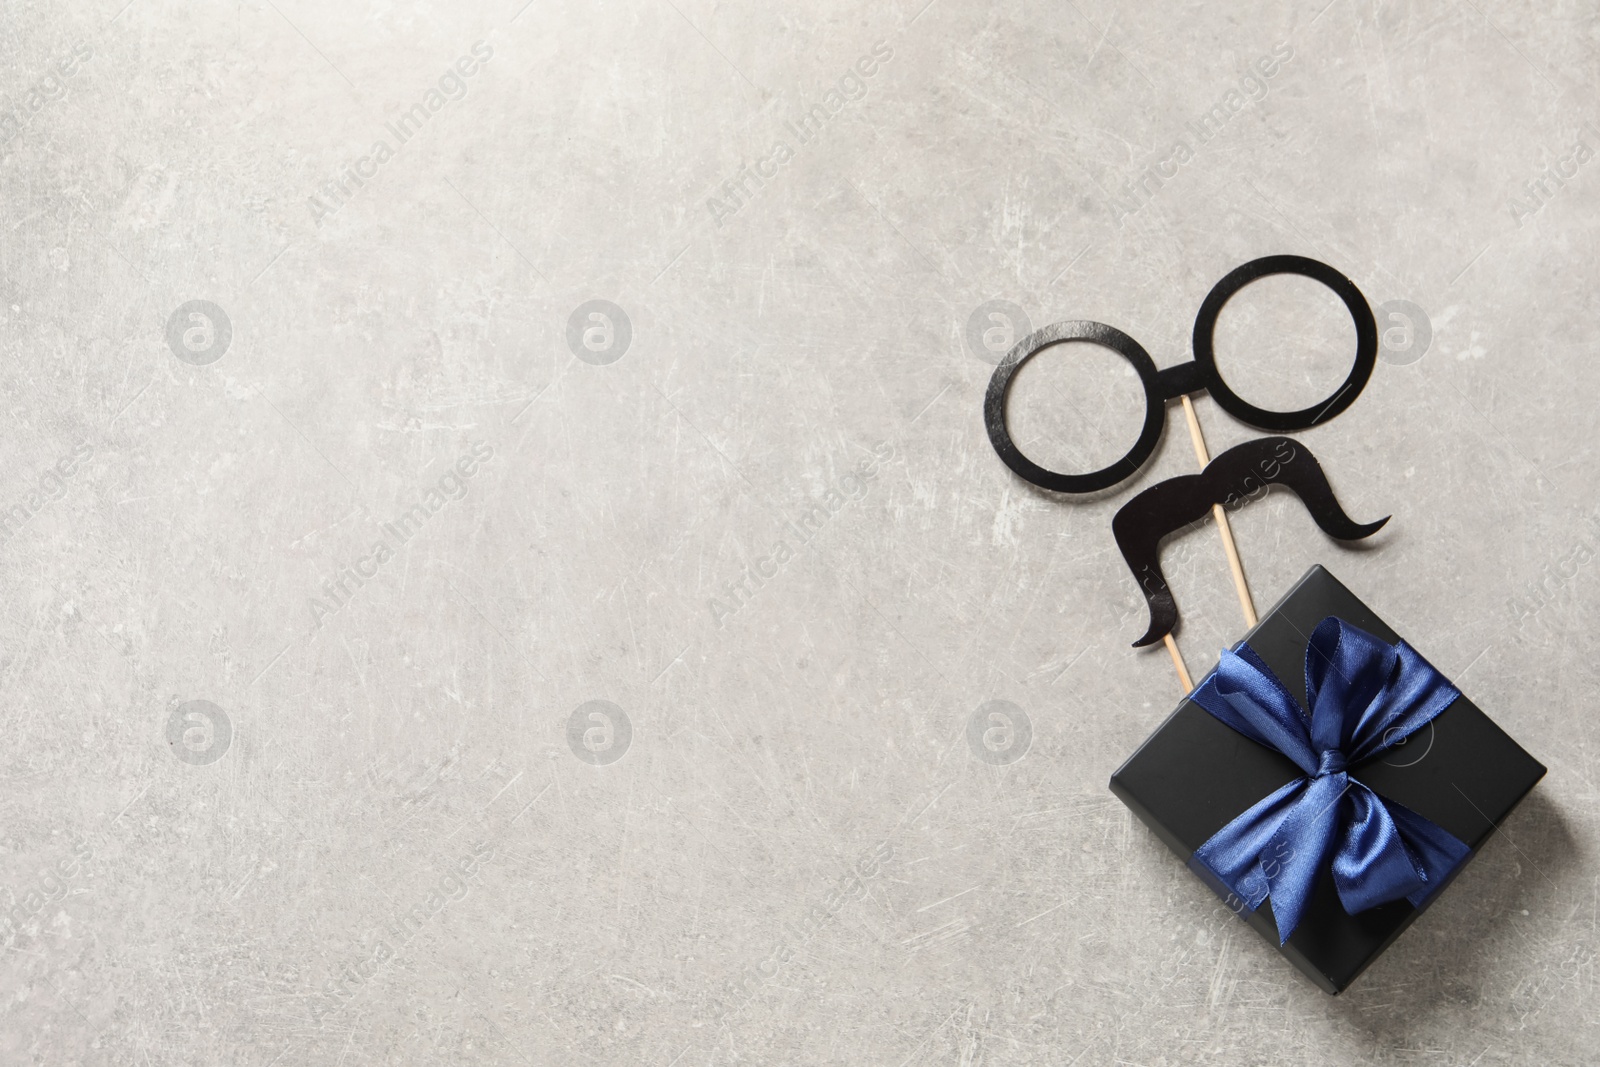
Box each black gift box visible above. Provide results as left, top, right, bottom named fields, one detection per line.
left=1109, top=565, right=1546, bottom=994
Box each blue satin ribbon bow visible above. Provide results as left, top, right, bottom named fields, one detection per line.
left=1191, top=616, right=1473, bottom=944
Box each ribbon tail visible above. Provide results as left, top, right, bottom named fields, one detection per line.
left=1330, top=781, right=1426, bottom=914
left=1193, top=777, right=1307, bottom=912
left=1331, top=784, right=1473, bottom=914
left=1262, top=773, right=1348, bottom=944
left=1385, top=795, right=1473, bottom=907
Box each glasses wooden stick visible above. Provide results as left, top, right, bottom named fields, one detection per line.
left=1179, top=395, right=1258, bottom=628
left=1163, top=632, right=1194, bottom=693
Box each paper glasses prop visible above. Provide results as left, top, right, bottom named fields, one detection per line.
left=981, top=255, right=1387, bottom=683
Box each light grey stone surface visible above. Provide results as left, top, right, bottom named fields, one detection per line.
left=2, top=1, right=1597, bottom=1064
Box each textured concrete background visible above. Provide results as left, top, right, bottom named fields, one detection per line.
left=2, top=0, right=1597, bottom=1064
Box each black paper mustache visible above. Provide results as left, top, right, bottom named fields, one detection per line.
left=1113, top=436, right=1388, bottom=647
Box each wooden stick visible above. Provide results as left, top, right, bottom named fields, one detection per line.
left=1179, top=395, right=1258, bottom=628
left=1163, top=632, right=1194, bottom=693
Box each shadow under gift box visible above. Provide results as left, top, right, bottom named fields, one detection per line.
left=1109, top=565, right=1546, bottom=994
